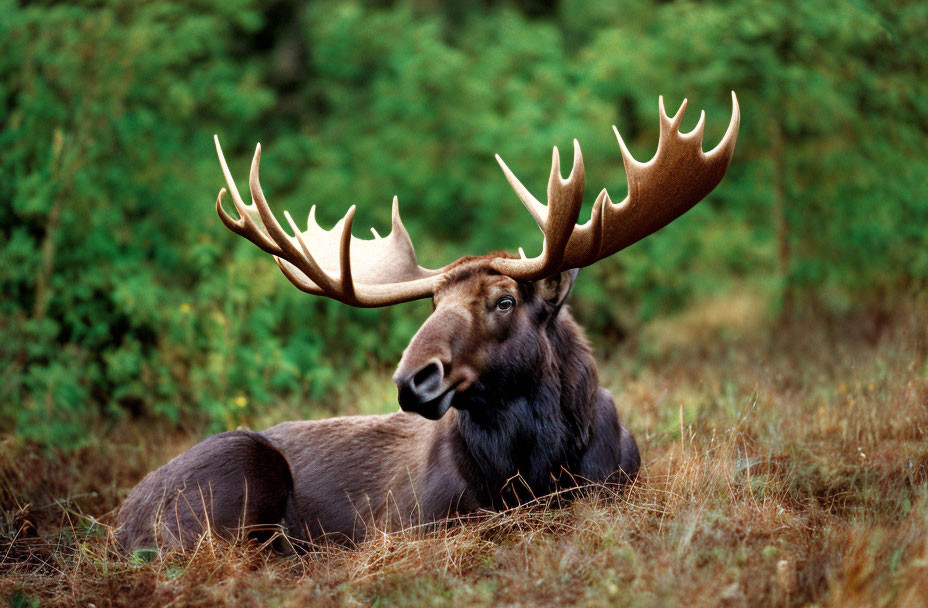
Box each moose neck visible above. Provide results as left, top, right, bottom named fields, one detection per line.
left=452, top=307, right=599, bottom=504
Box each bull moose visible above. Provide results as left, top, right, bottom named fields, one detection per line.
left=117, top=93, right=740, bottom=551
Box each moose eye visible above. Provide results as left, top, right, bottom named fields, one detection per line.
left=495, top=295, right=515, bottom=311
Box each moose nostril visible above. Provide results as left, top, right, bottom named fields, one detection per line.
left=412, top=361, right=442, bottom=393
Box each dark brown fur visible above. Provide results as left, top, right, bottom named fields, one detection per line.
left=116, top=431, right=292, bottom=550
left=116, top=259, right=639, bottom=551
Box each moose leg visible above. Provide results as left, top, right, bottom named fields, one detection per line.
left=579, top=388, right=640, bottom=485
left=116, top=430, right=293, bottom=552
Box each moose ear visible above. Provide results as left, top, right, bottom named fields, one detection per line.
left=535, top=268, right=579, bottom=309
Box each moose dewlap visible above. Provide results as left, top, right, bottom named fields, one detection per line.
left=116, top=94, right=740, bottom=551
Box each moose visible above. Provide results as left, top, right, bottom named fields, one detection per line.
left=117, top=93, right=740, bottom=551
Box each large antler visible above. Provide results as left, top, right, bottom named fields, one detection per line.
left=492, top=91, right=740, bottom=280
left=214, top=136, right=446, bottom=307
left=214, top=93, right=739, bottom=307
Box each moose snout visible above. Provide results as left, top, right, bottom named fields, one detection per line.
left=394, top=358, right=454, bottom=420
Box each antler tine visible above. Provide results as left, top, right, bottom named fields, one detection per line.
left=249, top=143, right=288, bottom=249
left=491, top=139, right=585, bottom=279
left=338, top=205, right=357, bottom=302
left=707, top=91, right=740, bottom=159
left=660, top=96, right=689, bottom=135
left=215, top=136, right=247, bottom=214
left=308, top=205, right=318, bottom=229
left=611, top=123, right=644, bottom=180
left=495, top=154, right=546, bottom=231
left=585, top=188, right=610, bottom=264
left=390, top=196, right=413, bottom=245
left=215, top=137, right=282, bottom=257
left=683, top=109, right=706, bottom=141
left=545, top=139, right=585, bottom=257
left=250, top=144, right=340, bottom=294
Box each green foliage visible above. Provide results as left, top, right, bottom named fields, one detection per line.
left=1, top=0, right=925, bottom=447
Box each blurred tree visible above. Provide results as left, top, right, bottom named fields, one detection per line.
left=0, top=0, right=275, bottom=444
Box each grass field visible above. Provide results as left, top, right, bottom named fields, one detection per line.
left=2, top=294, right=926, bottom=607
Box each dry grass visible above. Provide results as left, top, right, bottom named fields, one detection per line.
left=1, top=295, right=926, bottom=607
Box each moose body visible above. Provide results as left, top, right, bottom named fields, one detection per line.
left=117, top=259, right=639, bottom=549
left=264, top=389, right=637, bottom=541
left=117, top=93, right=739, bottom=551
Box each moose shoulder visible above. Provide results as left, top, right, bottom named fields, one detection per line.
left=116, top=94, right=739, bottom=551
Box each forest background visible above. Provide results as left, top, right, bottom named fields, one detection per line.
left=1, top=0, right=924, bottom=446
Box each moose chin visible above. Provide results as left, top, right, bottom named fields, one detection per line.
left=116, top=93, right=740, bottom=552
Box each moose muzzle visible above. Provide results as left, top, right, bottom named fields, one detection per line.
left=393, top=304, right=472, bottom=420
